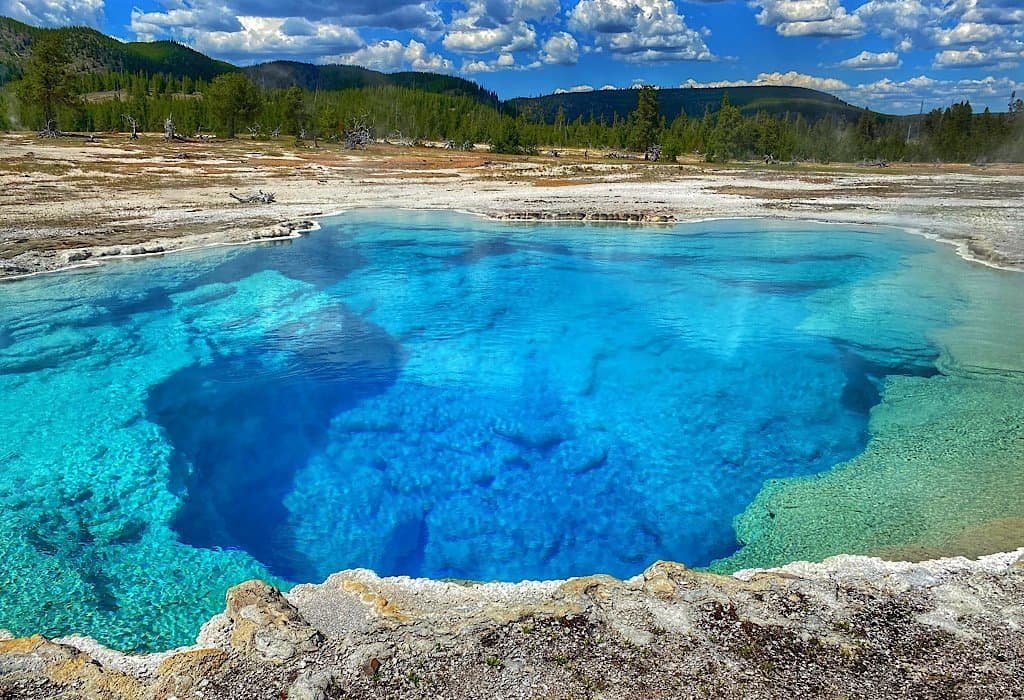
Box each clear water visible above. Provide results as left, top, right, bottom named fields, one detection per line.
left=0, top=210, right=1018, bottom=651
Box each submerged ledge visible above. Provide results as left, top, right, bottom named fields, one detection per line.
left=2, top=550, right=1022, bottom=697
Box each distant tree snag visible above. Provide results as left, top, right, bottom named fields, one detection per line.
left=345, top=116, right=372, bottom=149
left=122, top=115, right=140, bottom=140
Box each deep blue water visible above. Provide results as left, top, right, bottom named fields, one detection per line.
left=0, top=211, right=957, bottom=648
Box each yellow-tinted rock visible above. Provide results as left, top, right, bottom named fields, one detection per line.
left=226, top=580, right=322, bottom=663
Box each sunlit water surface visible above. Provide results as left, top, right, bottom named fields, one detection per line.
left=1, top=211, right=1021, bottom=651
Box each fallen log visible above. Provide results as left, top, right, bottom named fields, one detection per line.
left=229, top=190, right=276, bottom=204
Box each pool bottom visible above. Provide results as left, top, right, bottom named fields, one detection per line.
left=0, top=213, right=1022, bottom=652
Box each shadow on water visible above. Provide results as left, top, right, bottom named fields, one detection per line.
left=146, top=304, right=404, bottom=582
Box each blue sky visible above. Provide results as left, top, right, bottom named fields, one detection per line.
left=3, top=0, right=1022, bottom=112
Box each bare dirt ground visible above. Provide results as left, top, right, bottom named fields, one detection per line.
left=2, top=132, right=1023, bottom=280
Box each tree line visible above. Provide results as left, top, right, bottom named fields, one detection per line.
left=6, top=35, right=1024, bottom=163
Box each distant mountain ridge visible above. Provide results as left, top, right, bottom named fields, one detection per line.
left=0, top=17, right=234, bottom=84
left=0, top=17, right=497, bottom=105
left=242, top=61, right=498, bottom=104
left=508, top=85, right=875, bottom=124
left=1, top=15, right=877, bottom=124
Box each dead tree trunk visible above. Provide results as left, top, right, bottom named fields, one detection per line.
left=344, top=116, right=372, bottom=149
left=39, top=120, right=61, bottom=138
left=122, top=115, right=139, bottom=140
left=229, top=190, right=276, bottom=204
left=164, top=116, right=176, bottom=141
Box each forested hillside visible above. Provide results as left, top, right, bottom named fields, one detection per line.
left=0, top=17, right=232, bottom=84
left=509, top=85, right=867, bottom=126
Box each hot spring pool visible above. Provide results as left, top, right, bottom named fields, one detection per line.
left=1, top=211, right=1022, bottom=651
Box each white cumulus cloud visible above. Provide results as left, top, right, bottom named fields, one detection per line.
left=0, top=0, right=104, bottom=28
left=837, top=50, right=901, bottom=69
left=681, top=71, right=850, bottom=91
left=554, top=84, right=595, bottom=93
left=568, top=0, right=715, bottom=62
left=753, top=0, right=864, bottom=37
left=541, top=32, right=579, bottom=65
left=143, top=15, right=364, bottom=62
left=322, top=39, right=453, bottom=72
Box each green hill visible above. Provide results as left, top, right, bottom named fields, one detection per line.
left=244, top=61, right=497, bottom=105
left=509, top=85, right=877, bottom=125
left=0, top=17, right=233, bottom=84
left=0, top=17, right=498, bottom=106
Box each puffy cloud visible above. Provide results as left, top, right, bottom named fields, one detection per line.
left=854, top=0, right=1023, bottom=62
left=568, top=0, right=716, bottom=62
left=837, top=50, right=901, bottom=69
left=751, top=70, right=849, bottom=90
left=541, top=32, right=579, bottom=65
left=853, top=0, right=939, bottom=39
left=959, top=0, right=1024, bottom=26
left=131, top=3, right=242, bottom=40
left=322, top=39, right=453, bottom=72
left=554, top=84, right=595, bottom=93
left=753, top=0, right=864, bottom=37
left=131, top=0, right=443, bottom=42
left=680, top=71, right=1020, bottom=112
left=460, top=51, right=539, bottom=72
left=930, top=21, right=1005, bottom=47
left=932, top=44, right=1022, bottom=68
left=681, top=71, right=849, bottom=91
left=469, top=0, right=559, bottom=23
left=227, top=0, right=440, bottom=30
left=841, top=74, right=1018, bottom=110
left=139, top=15, right=364, bottom=61
left=0, top=0, right=104, bottom=28
left=443, top=20, right=537, bottom=53
left=442, top=0, right=558, bottom=55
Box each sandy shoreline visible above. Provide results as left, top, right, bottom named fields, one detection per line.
left=2, top=133, right=1023, bottom=281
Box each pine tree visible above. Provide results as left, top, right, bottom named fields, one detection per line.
left=630, top=86, right=660, bottom=152
left=205, top=73, right=262, bottom=138
left=16, top=34, right=77, bottom=129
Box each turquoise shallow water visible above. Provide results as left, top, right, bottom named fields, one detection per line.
left=0, top=210, right=1021, bottom=651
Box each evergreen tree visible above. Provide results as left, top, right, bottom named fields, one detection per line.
left=281, top=86, right=306, bottom=135
left=16, top=34, right=77, bottom=129
left=708, top=93, right=743, bottom=161
left=205, top=73, right=262, bottom=138
left=630, top=86, right=660, bottom=152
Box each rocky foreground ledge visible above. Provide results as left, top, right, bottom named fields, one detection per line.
left=2, top=551, right=1023, bottom=699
